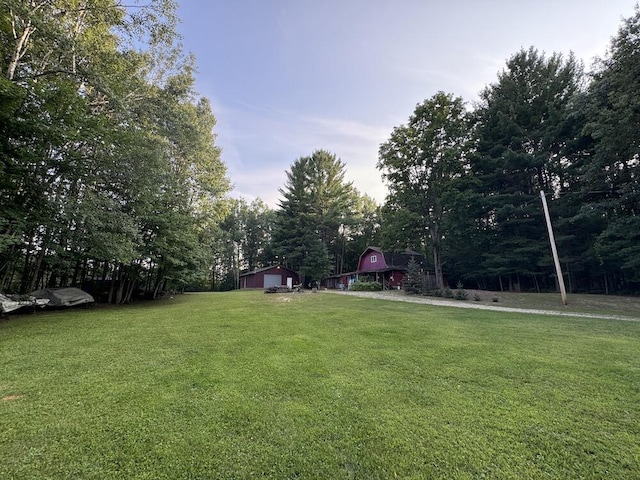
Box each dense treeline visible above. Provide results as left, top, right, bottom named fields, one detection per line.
left=375, top=9, right=640, bottom=294
left=1, top=0, right=229, bottom=302
left=209, top=152, right=379, bottom=290
left=3, top=3, right=639, bottom=299
left=266, top=8, right=640, bottom=294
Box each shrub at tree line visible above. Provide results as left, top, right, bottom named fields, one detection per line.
left=350, top=282, right=383, bottom=292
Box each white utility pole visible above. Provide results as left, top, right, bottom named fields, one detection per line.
left=540, top=191, right=568, bottom=305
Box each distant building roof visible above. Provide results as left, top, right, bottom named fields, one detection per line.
left=239, top=265, right=297, bottom=277
left=358, top=246, right=426, bottom=273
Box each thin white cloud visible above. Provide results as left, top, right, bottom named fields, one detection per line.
left=182, top=0, right=639, bottom=210
left=215, top=104, right=392, bottom=207
left=304, top=117, right=391, bottom=143
left=299, top=115, right=391, bottom=202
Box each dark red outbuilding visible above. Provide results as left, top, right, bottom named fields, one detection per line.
left=239, top=266, right=299, bottom=289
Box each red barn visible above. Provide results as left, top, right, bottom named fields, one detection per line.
left=240, top=266, right=299, bottom=289
left=356, top=246, right=427, bottom=289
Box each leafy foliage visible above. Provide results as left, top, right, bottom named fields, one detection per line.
left=378, top=92, right=470, bottom=289
left=3, top=3, right=640, bottom=297
left=350, top=281, right=382, bottom=291
left=374, top=29, right=640, bottom=294
left=0, top=0, right=230, bottom=301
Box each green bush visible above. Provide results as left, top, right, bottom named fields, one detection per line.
left=455, top=282, right=468, bottom=300
left=350, top=281, right=382, bottom=291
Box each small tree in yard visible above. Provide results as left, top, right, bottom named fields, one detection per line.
left=403, top=256, right=423, bottom=294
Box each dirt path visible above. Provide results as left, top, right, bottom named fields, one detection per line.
left=327, top=290, right=640, bottom=322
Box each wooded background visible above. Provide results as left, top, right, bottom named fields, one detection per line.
left=2, top=1, right=638, bottom=300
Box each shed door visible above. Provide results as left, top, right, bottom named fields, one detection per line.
left=263, top=274, right=282, bottom=288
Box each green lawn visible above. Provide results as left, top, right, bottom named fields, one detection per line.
left=1, top=291, right=639, bottom=479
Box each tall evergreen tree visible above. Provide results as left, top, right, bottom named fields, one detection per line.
left=579, top=6, right=640, bottom=287
left=469, top=47, right=583, bottom=291
left=272, top=150, right=354, bottom=284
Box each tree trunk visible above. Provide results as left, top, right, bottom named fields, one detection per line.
left=565, top=261, right=573, bottom=293
left=23, top=247, right=45, bottom=293
left=19, top=244, right=34, bottom=293
left=153, top=276, right=165, bottom=299
left=146, top=264, right=155, bottom=297
left=432, top=222, right=444, bottom=289
left=100, top=262, right=110, bottom=302
left=108, top=265, right=119, bottom=304
left=71, top=258, right=83, bottom=286
left=152, top=267, right=164, bottom=299
left=124, top=279, right=136, bottom=303
left=7, top=16, right=34, bottom=80
left=1, top=251, right=19, bottom=291
left=115, top=268, right=127, bottom=304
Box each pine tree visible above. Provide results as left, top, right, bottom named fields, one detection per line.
left=469, top=47, right=583, bottom=291
left=580, top=6, right=640, bottom=285
left=403, top=256, right=423, bottom=295
left=272, top=150, right=354, bottom=284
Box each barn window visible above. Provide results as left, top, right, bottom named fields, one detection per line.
left=371, top=255, right=377, bottom=263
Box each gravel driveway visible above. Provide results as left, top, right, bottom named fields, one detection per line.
left=327, top=289, right=640, bottom=322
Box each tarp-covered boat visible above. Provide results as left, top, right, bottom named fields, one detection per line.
left=30, top=287, right=95, bottom=308
left=0, top=293, right=50, bottom=313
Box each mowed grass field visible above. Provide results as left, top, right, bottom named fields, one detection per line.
left=1, top=291, right=639, bottom=479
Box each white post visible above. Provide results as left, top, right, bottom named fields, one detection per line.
left=540, top=191, right=568, bottom=306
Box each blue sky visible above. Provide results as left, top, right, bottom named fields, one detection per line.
left=175, top=0, right=638, bottom=207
